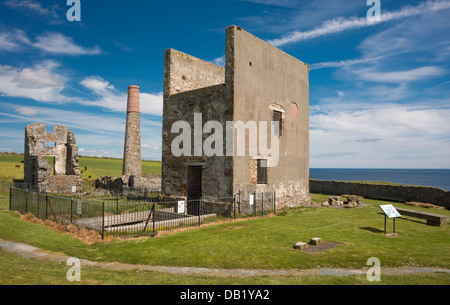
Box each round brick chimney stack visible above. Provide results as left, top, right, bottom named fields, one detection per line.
left=122, top=85, right=142, bottom=177
left=127, top=85, right=140, bottom=113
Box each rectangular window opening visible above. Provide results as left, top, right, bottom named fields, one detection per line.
left=257, top=159, right=268, bottom=185
left=44, top=142, right=56, bottom=147
left=272, top=111, right=283, bottom=136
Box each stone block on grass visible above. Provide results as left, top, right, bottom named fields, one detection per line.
left=293, top=242, right=308, bottom=250
left=310, top=237, right=323, bottom=245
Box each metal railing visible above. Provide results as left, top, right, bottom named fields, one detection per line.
left=9, top=187, right=277, bottom=239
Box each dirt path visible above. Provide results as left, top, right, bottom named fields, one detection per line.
left=1, top=238, right=449, bottom=278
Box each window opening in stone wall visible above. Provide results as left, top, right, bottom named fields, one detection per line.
left=257, top=159, right=268, bottom=184
left=272, top=110, right=283, bottom=136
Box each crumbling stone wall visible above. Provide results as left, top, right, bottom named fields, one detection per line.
left=24, top=123, right=82, bottom=194
left=162, top=84, right=233, bottom=198
left=310, top=179, right=450, bottom=209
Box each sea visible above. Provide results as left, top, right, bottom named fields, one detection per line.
left=309, top=169, right=450, bottom=191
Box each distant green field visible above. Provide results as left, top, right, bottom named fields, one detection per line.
left=78, top=156, right=161, bottom=180
left=0, top=154, right=161, bottom=182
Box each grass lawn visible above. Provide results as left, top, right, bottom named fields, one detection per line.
left=0, top=193, right=449, bottom=284
left=0, top=201, right=449, bottom=284
left=2, top=247, right=449, bottom=285
left=1, top=154, right=449, bottom=284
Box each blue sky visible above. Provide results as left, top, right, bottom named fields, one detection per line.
left=0, top=0, right=449, bottom=168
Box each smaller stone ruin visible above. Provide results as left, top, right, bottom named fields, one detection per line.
left=322, top=195, right=362, bottom=208
left=24, top=123, right=82, bottom=194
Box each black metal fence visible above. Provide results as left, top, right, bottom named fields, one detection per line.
left=9, top=187, right=276, bottom=239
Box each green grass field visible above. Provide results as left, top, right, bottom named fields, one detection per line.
left=0, top=154, right=449, bottom=285
left=0, top=153, right=161, bottom=182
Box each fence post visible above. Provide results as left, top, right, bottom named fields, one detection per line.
left=37, top=193, right=39, bottom=217
left=273, top=191, right=276, bottom=214
left=233, top=194, right=236, bottom=220
left=70, top=199, right=73, bottom=223
left=152, top=203, right=155, bottom=237
left=25, top=191, right=28, bottom=214
left=254, top=191, right=256, bottom=216
left=198, top=199, right=201, bottom=227
left=238, top=190, right=241, bottom=214
left=261, top=192, right=264, bottom=216
left=9, top=186, right=12, bottom=211
left=45, top=194, right=48, bottom=219
left=102, top=202, right=105, bottom=240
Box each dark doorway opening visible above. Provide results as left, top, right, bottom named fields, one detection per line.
left=187, top=166, right=203, bottom=215
left=188, top=166, right=203, bottom=199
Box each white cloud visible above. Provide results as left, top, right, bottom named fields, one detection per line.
left=268, top=0, right=450, bottom=47
left=80, top=76, right=163, bottom=116
left=211, top=55, right=225, bottom=68
left=310, top=54, right=392, bottom=70
left=0, top=29, right=102, bottom=55
left=142, top=143, right=159, bottom=151
left=0, top=29, right=30, bottom=52
left=310, top=104, right=450, bottom=168
left=4, top=0, right=58, bottom=18
left=0, top=61, right=163, bottom=116
left=0, top=32, right=22, bottom=51
left=15, top=107, right=38, bottom=117
left=0, top=60, right=67, bottom=102
left=353, top=66, right=446, bottom=83
left=0, top=102, right=125, bottom=135
left=31, top=32, right=102, bottom=55
left=239, top=0, right=298, bottom=7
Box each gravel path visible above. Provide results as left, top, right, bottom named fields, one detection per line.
left=1, top=238, right=449, bottom=278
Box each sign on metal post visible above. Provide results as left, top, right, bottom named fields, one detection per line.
left=380, top=204, right=401, bottom=235
left=380, top=204, right=401, bottom=218
left=249, top=194, right=254, bottom=206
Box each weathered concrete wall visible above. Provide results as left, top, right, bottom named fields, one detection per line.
left=227, top=25, right=310, bottom=207
left=310, top=179, right=450, bottom=209
left=24, top=123, right=82, bottom=194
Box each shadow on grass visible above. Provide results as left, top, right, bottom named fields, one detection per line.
left=359, top=227, right=384, bottom=234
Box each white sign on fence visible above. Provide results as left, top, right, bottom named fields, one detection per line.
left=77, top=200, right=82, bottom=215
left=380, top=204, right=401, bottom=219
left=249, top=194, right=254, bottom=206
left=72, top=186, right=76, bottom=193
left=178, top=201, right=185, bottom=214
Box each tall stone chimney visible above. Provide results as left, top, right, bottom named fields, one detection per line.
left=122, top=85, right=142, bottom=177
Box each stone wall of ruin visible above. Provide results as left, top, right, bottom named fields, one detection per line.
left=24, top=123, right=82, bottom=194
left=310, top=179, right=450, bottom=209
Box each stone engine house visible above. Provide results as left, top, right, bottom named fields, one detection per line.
left=162, top=26, right=310, bottom=207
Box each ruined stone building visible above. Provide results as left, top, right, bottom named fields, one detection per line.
left=24, top=123, right=82, bottom=194
left=162, top=26, right=310, bottom=207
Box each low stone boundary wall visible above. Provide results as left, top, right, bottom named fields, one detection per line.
left=309, top=179, right=450, bottom=209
